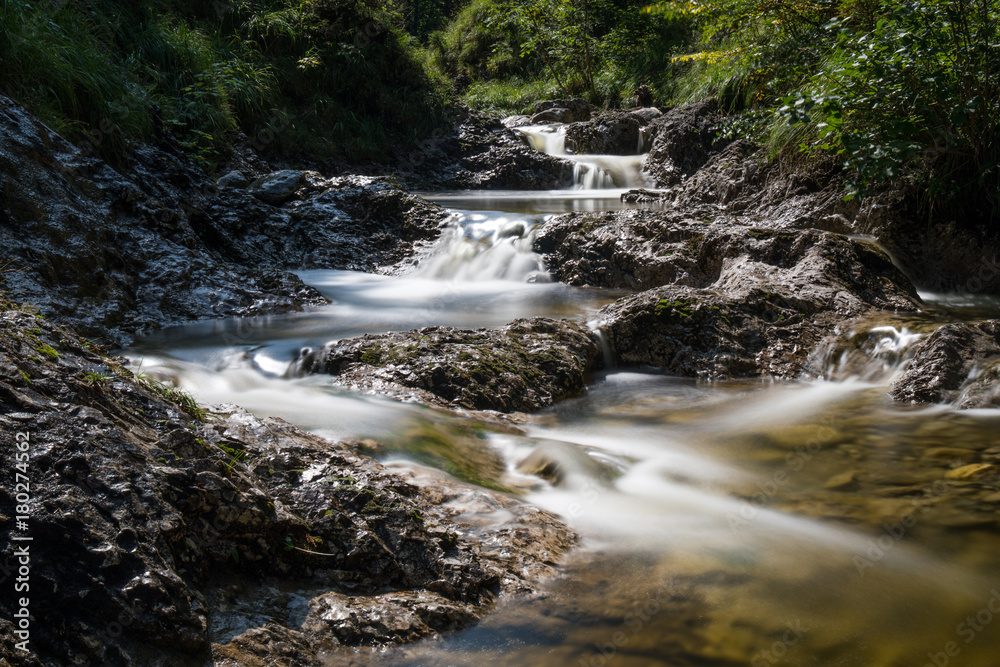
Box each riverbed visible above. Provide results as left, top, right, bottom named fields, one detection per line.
left=125, top=136, right=1000, bottom=666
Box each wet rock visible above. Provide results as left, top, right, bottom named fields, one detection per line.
left=631, top=107, right=663, bottom=122
left=532, top=107, right=576, bottom=124
left=0, top=95, right=450, bottom=344
left=292, top=317, right=602, bottom=413
left=502, top=114, right=534, bottom=128
left=0, top=304, right=577, bottom=667
left=856, top=191, right=1000, bottom=294
left=536, top=209, right=919, bottom=305
left=569, top=215, right=921, bottom=378
left=249, top=169, right=305, bottom=205
left=890, top=321, right=1000, bottom=408
left=564, top=112, right=645, bottom=155
left=217, top=170, right=250, bottom=189
left=642, top=101, right=731, bottom=186
left=395, top=108, right=574, bottom=190
left=532, top=99, right=592, bottom=123
left=945, top=463, right=997, bottom=481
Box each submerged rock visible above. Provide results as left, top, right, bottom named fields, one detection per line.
left=0, top=303, right=576, bottom=666
left=891, top=320, right=1000, bottom=408
left=292, top=318, right=602, bottom=413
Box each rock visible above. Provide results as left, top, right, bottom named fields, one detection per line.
left=564, top=112, right=645, bottom=155
left=531, top=107, right=576, bottom=124
left=891, top=321, right=1000, bottom=408
left=566, top=215, right=921, bottom=378
left=249, top=169, right=305, bottom=205
left=291, top=317, right=603, bottom=413
left=535, top=210, right=919, bottom=306
left=217, top=170, right=250, bottom=189
left=642, top=100, right=731, bottom=186
left=0, top=304, right=577, bottom=667
left=823, top=470, right=859, bottom=490
left=631, top=107, right=663, bottom=122
left=532, top=99, right=591, bottom=123
left=0, top=95, right=450, bottom=345
left=395, top=108, right=574, bottom=190
left=502, top=114, right=533, bottom=128
left=945, top=463, right=997, bottom=480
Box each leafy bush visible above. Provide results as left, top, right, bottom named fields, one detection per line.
left=778, top=0, right=999, bottom=222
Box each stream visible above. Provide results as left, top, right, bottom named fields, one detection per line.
left=125, top=127, right=1000, bottom=666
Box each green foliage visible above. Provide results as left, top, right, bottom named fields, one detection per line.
left=0, top=0, right=452, bottom=164
left=460, top=77, right=563, bottom=115
left=777, top=0, right=999, bottom=223
left=135, top=371, right=207, bottom=421
left=428, top=0, right=691, bottom=108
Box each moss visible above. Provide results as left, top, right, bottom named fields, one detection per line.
left=655, top=299, right=695, bottom=321
left=683, top=234, right=706, bottom=257
left=35, top=341, right=59, bottom=361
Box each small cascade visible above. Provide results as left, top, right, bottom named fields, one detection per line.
left=516, top=124, right=651, bottom=190
left=414, top=210, right=551, bottom=283
left=811, top=324, right=924, bottom=381
left=518, top=125, right=566, bottom=155
left=587, top=319, right=615, bottom=369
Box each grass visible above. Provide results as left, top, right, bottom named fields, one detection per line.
left=460, top=78, right=563, bottom=117
left=134, top=371, right=207, bottom=422
left=0, top=0, right=452, bottom=166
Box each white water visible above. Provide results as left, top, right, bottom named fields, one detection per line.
left=518, top=123, right=652, bottom=190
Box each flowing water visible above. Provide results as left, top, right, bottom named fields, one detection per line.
left=125, top=132, right=1000, bottom=666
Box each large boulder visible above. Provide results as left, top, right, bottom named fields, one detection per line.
left=291, top=317, right=602, bottom=413
left=564, top=112, right=645, bottom=155
left=891, top=321, right=1000, bottom=408
left=537, top=211, right=921, bottom=378
left=248, top=169, right=304, bottom=205
left=641, top=100, right=731, bottom=186
left=530, top=98, right=592, bottom=124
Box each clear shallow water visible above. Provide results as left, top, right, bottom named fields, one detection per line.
left=127, top=183, right=1000, bottom=665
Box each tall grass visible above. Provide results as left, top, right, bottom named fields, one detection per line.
left=0, top=0, right=452, bottom=166
left=460, top=78, right=562, bottom=116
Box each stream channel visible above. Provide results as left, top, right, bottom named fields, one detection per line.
left=126, top=125, right=1000, bottom=666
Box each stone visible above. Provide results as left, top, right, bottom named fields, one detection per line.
left=217, top=170, right=250, bottom=188
left=249, top=169, right=304, bottom=205
left=564, top=112, right=645, bottom=155
left=945, top=463, right=997, bottom=480
left=0, top=304, right=577, bottom=667
left=891, top=321, right=1000, bottom=408
left=291, top=317, right=602, bottom=413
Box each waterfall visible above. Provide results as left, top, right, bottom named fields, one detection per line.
left=517, top=124, right=651, bottom=190
left=414, top=210, right=551, bottom=283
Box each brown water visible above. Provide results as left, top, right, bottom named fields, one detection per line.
left=127, top=188, right=1000, bottom=666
